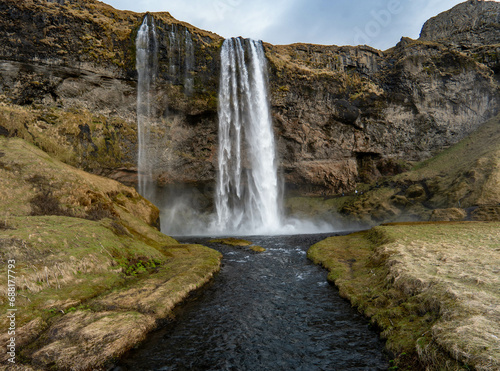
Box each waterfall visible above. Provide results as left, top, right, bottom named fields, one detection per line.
left=184, top=29, right=194, bottom=95
left=168, top=25, right=178, bottom=78
left=214, top=38, right=282, bottom=234
left=134, top=23, right=333, bottom=235
left=136, top=15, right=158, bottom=200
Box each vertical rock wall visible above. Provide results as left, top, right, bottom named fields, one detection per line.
left=0, top=0, right=498, bottom=202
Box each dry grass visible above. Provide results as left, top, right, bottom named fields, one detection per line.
left=94, top=244, right=222, bottom=318
left=0, top=136, right=222, bottom=369
left=309, top=222, right=500, bottom=370
left=381, top=223, right=500, bottom=370
left=29, top=311, right=156, bottom=371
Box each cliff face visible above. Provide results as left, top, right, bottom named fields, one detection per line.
left=0, top=0, right=499, bottom=203
left=421, top=0, right=500, bottom=45
left=420, top=0, right=500, bottom=78
left=267, top=38, right=499, bottom=194
left=0, top=0, right=222, bottom=187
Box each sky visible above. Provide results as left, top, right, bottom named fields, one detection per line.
left=102, top=0, right=482, bottom=50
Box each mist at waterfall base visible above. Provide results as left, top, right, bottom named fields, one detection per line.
left=157, top=188, right=339, bottom=237
left=136, top=24, right=338, bottom=236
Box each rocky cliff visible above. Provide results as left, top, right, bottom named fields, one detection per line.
left=0, top=0, right=499, bottom=210
left=267, top=37, right=498, bottom=195
left=287, top=111, right=500, bottom=226
left=420, top=0, right=500, bottom=73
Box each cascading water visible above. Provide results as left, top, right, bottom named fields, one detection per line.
left=214, top=38, right=282, bottom=235
left=184, top=29, right=194, bottom=95
left=135, top=27, right=334, bottom=236
left=136, top=15, right=158, bottom=201
left=168, top=25, right=178, bottom=77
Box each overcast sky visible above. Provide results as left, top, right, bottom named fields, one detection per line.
left=103, top=0, right=480, bottom=50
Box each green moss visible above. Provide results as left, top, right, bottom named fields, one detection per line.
left=309, top=222, right=500, bottom=369
left=0, top=104, right=136, bottom=171
left=0, top=215, right=162, bottom=326
left=249, top=245, right=266, bottom=253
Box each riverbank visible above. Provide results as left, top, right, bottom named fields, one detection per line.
left=308, top=222, right=500, bottom=370
left=0, top=137, right=222, bottom=370
left=118, top=234, right=388, bottom=370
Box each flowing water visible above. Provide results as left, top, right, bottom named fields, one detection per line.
left=184, top=29, right=194, bottom=95
left=136, top=15, right=158, bottom=201
left=214, top=38, right=282, bottom=235
left=131, top=34, right=386, bottom=370
left=117, top=234, right=388, bottom=371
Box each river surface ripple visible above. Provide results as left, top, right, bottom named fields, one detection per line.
left=117, top=233, right=389, bottom=370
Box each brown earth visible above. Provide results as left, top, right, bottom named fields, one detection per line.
left=0, top=136, right=222, bottom=370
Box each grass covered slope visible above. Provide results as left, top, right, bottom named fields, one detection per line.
left=0, top=136, right=222, bottom=370
left=286, top=112, right=500, bottom=225
left=0, top=101, right=137, bottom=175
left=308, top=222, right=500, bottom=370
left=348, top=113, right=500, bottom=224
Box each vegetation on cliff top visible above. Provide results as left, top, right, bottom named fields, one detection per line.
left=0, top=136, right=222, bottom=369
left=308, top=222, right=500, bottom=370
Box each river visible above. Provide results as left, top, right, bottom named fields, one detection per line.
left=117, top=233, right=389, bottom=370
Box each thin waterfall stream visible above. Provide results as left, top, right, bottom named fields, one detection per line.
left=136, top=15, right=158, bottom=201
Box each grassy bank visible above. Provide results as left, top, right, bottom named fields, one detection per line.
left=0, top=137, right=222, bottom=370
left=308, top=222, right=500, bottom=370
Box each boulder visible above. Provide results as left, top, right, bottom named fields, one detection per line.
left=429, top=208, right=467, bottom=222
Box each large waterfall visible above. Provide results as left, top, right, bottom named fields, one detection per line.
left=136, top=15, right=158, bottom=201
left=214, top=38, right=282, bottom=234
left=135, top=24, right=333, bottom=235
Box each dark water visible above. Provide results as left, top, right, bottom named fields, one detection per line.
left=118, top=234, right=388, bottom=371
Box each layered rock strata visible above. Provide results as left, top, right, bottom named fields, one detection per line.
left=0, top=0, right=498, bottom=203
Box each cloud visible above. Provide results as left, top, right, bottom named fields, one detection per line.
left=104, top=0, right=474, bottom=49
left=106, top=0, right=296, bottom=40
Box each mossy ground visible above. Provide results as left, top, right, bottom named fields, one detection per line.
left=0, top=101, right=137, bottom=172
left=0, top=136, right=222, bottom=370
left=308, top=222, right=500, bottom=370
left=209, top=238, right=266, bottom=253
left=208, top=237, right=253, bottom=246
